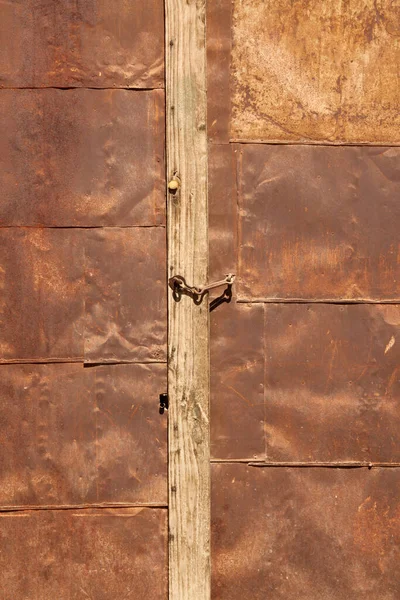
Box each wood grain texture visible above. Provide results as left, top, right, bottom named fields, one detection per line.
left=166, top=0, right=210, bottom=599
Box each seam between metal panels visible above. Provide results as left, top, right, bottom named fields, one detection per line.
left=0, top=504, right=168, bottom=514
left=237, top=298, right=400, bottom=305
left=227, top=139, right=400, bottom=147
left=0, top=86, right=165, bottom=92
left=0, top=359, right=167, bottom=366
left=0, top=225, right=166, bottom=230
left=211, top=459, right=400, bottom=468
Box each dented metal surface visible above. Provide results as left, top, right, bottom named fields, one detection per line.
left=228, top=0, right=400, bottom=143
left=265, top=303, right=400, bottom=463
left=238, top=145, right=400, bottom=301
left=0, top=363, right=167, bottom=508
left=212, top=464, right=400, bottom=599
left=0, top=0, right=164, bottom=88
left=0, top=507, right=167, bottom=599
left=0, top=228, right=85, bottom=362
left=0, top=89, right=165, bottom=226
left=84, top=227, right=166, bottom=363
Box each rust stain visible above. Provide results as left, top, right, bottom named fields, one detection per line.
left=264, top=303, right=400, bottom=463
left=84, top=227, right=167, bottom=363
left=0, top=507, right=167, bottom=599
left=0, top=363, right=167, bottom=508
left=0, top=0, right=164, bottom=88
left=212, top=465, right=400, bottom=599
left=238, top=145, right=400, bottom=301
left=230, top=0, right=400, bottom=143
left=0, top=89, right=165, bottom=226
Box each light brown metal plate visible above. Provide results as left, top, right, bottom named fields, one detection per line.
left=0, top=0, right=164, bottom=88
left=0, top=363, right=166, bottom=508
left=212, top=464, right=400, bottom=599
left=230, top=0, right=400, bottom=143
left=265, top=303, right=400, bottom=463
left=84, top=227, right=166, bottom=363
left=0, top=228, right=84, bottom=362
left=238, top=145, right=400, bottom=301
left=0, top=507, right=167, bottom=599
left=0, top=89, right=165, bottom=226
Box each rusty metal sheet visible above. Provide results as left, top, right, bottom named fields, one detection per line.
left=0, top=1, right=164, bottom=88
left=264, top=304, right=400, bottom=463
left=0, top=89, right=165, bottom=226
left=0, top=363, right=166, bottom=508
left=84, top=227, right=166, bottom=363
left=0, top=228, right=84, bottom=362
left=211, top=302, right=265, bottom=460
left=229, top=0, right=400, bottom=143
left=0, top=507, right=167, bottom=599
left=209, top=144, right=265, bottom=459
left=212, top=464, right=400, bottom=599
left=238, top=145, right=400, bottom=301
left=207, top=0, right=232, bottom=143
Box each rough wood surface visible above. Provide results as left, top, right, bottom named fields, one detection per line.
left=165, top=1, right=210, bottom=599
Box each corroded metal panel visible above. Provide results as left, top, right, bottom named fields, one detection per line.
left=84, top=228, right=166, bottom=363
left=238, top=145, right=400, bottom=301
left=0, top=0, right=164, bottom=88
left=0, top=508, right=167, bottom=599
left=212, top=464, right=400, bottom=599
left=207, top=0, right=232, bottom=143
left=209, top=145, right=265, bottom=459
left=230, top=0, right=400, bottom=143
left=211, top=302, right=265, bottom=460
left=0, top=363, right=167, bottom=508
left=0, top=89, right=165, bottom=226
left=0, top=228, right=84, bottom=362
left=265, top=304, right=400, bottom=463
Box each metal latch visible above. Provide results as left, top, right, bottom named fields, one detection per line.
left=169, top=273, right=235, bottom=306
left=159, top=393, right=169, bottom=414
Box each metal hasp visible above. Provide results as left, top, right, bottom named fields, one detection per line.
left=169, top=273, right=235, bottom=304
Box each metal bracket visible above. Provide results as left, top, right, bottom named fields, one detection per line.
left=169, top=273, right=235, bottom=306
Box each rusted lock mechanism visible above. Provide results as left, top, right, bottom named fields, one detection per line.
left=168, top=273, right=235, bottom=307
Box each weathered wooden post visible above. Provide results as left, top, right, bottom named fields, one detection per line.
left=165, top=0, right=210, bottom=599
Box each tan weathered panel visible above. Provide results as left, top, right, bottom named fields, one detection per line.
left=231, top=0, right=400, bottom=143
left=0, top=0, right=164, bottom=88
left=0, top=89, right=165, bottom=226
left=265, top=304, right=400, bottom=463
left=0, top=508, right=167, bottom=599
left=0, top=228, right=84, bottom=362
left=238, top=145, right=400, bottom=301
left=212, top=465, right=400, bottom=599
left=0, top=363, right=167, bottom=508
left=84, top=228, right=166, bottom=363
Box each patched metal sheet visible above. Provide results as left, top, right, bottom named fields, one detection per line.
left=264, top=304, right=400, bottom=463
left=0, top=507, right=167, bottom=599
left=230, top=0, right=400, bottom=143
left=238, top=145, right=400, bottom=301
left=0, top=228, right=84, bottom=362
left=212, top=464, right=400, bottom=599
left=0, top=363, right=166, bottom=508
left=0, top=89, right=165, bottom=226
left=84, top=228, right=166, bottom=363
left=0, top=0, right=164, bottom=88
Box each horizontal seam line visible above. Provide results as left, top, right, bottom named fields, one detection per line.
left=237, top=298, right=400, bottom=305
left=0, top=86, right=165, bottom=92
left=211, top=460, right=400, bottom=468
left=0, top=503, right=168, bottom=513
left=0, top=360, right=167, bottom=367
left=228, top=139, right=400, bottom=147
left=0, top=225, right=166, bottom=230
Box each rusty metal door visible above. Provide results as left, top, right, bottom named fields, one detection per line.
left=0, top=2, right=168, bottom=598
left=208, top=1, right=400, bottom=598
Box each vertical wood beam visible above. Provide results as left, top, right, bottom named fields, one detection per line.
left=165, top=1, right=210, bottom=599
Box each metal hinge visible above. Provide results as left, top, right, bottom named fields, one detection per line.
left=169, top=273, right=235, bottom=306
